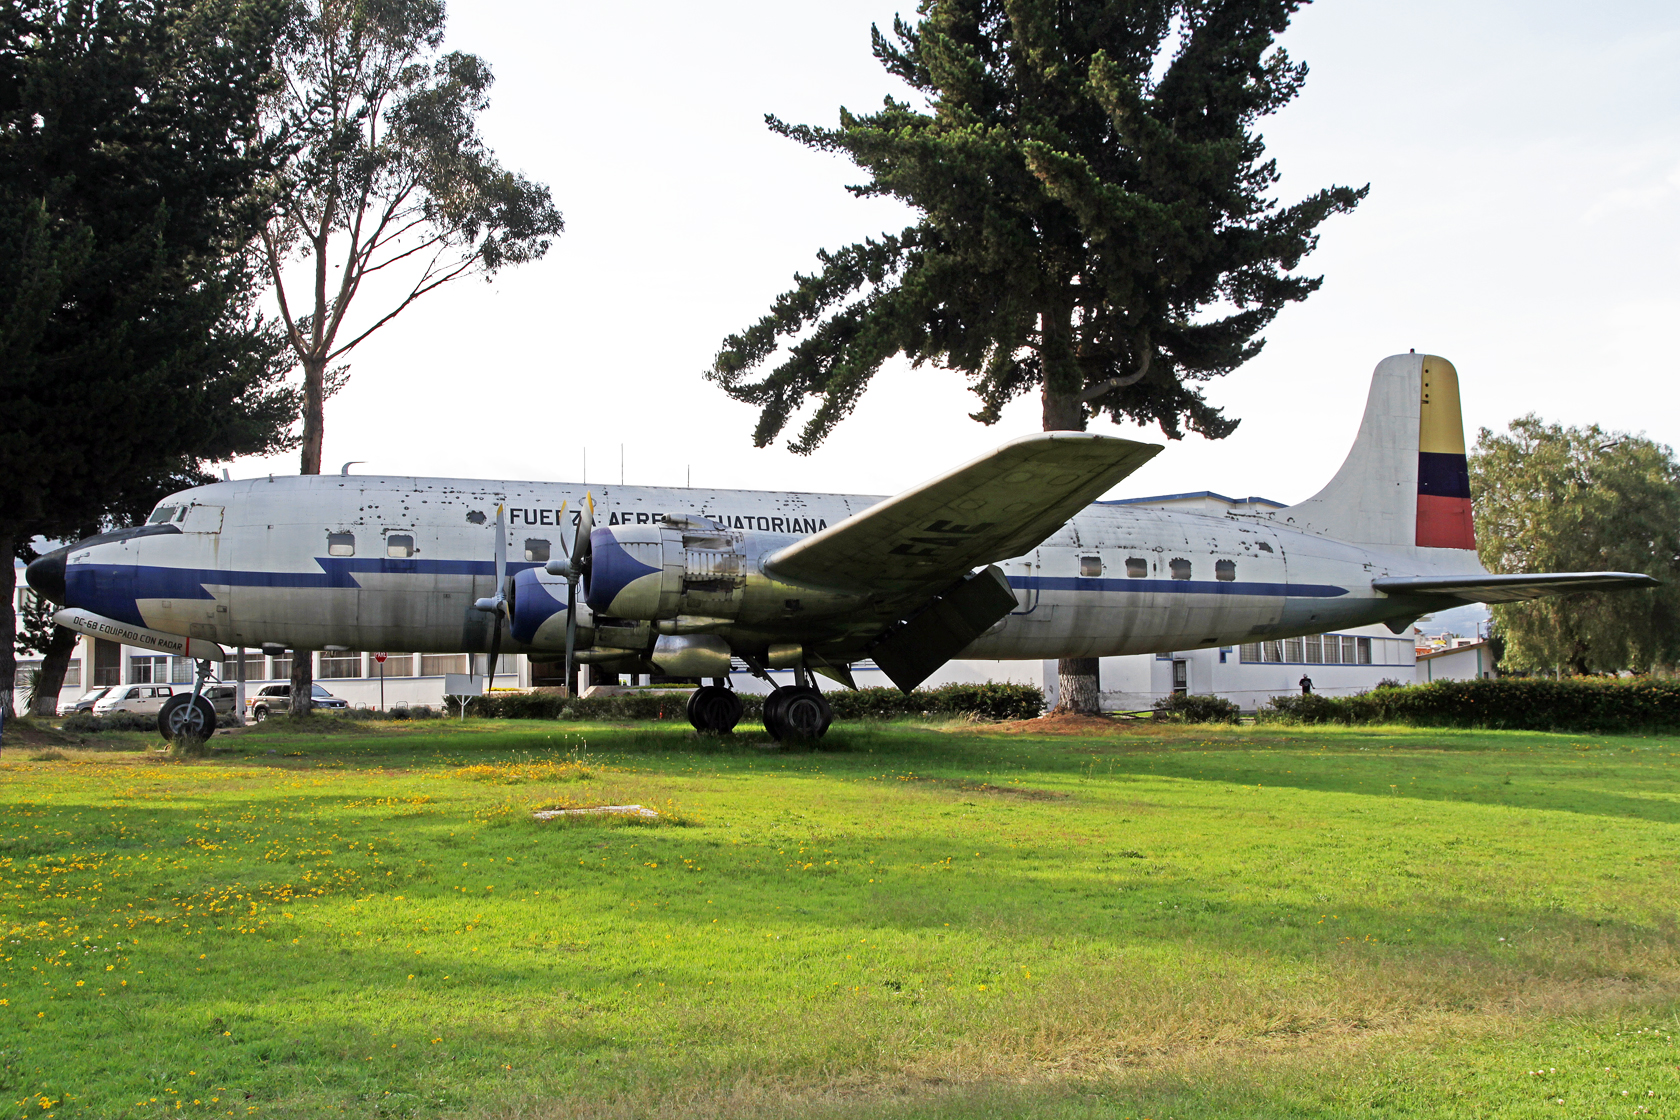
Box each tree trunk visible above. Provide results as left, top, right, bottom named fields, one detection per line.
left=1055, top=657, right=1100, bottom=714
left=0, top=532, right=14, bottom=728
left=291, top=356, right=325, bottom=717
left=289, top=649, right=313, bottom=718
left=28, top=625, right=78, bottom=717
left=1040, top=297, right=1100, bottom=712
left=299, top=354, right=325, bottom=476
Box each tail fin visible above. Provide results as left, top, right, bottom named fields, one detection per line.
left=1275, top=353, right=1479, bottom=557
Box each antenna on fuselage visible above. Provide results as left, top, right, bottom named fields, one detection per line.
left=340, top=461, right=365, bottom=476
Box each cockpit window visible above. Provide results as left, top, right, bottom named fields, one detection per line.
left=327, top=531, right=355, bottom=557
left=148, top=506, right=180, bottom=524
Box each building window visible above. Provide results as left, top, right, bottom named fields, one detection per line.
left=1126, top=557, right=1148, bottom=578
left=320, top=651, right=362, bottom=679
left=1305, top=634, right=1323, bottom=663
left=1322, top=636, right=1341, bottom=665
left=1215, top=559, right=1236, bottom=582
left=374, top=653, right=416, bottom=676
left=269, top=656, right=291, bottom=681
left=1239, top=642, right=1262, bottom=662
left=1079, top=555, right=1102, bottom=577
left=1169, top=558, right=1192, bottom=580
left=1357, top=636, right=1373, bottom=664
left=327, top=531, right=355, bottom=557
left=1263, top=640, right=1284, bottom=663
left=170, top=657, right=195, bottom=684
left=1340, top=635, right=1358, bottom=663
left=386, top=533, right=414, bottom=558
left=524, top=539, right=551, bottom=563
left=63, top=659, right=80, bottom=689
left=421, top=653, right=470, bottom=676
left=1284, top=637, right=1305, bottom=662
left=129, top=656, right=167, bottom=683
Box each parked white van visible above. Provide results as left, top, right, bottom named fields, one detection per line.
left=94, top=684, right=175, bottom=715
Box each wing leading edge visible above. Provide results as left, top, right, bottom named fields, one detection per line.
left=763, top=432, right=1161, bottom=595
left=1373, top=571, right=1659, bottom=603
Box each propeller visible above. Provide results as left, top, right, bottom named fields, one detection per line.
left=472, top=503, right=509, bottom=693
left=546, top=493, right=594, bottom=697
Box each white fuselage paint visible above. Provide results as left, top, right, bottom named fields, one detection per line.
left=60, top=473, right=1477, bottom=661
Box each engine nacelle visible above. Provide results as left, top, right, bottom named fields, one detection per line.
left=509, top=567, right=592, bottom=650
left=584, top=524, right=745, bottom=622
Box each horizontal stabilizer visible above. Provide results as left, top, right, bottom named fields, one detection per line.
left=1372, top=571, right=1659, bottom=604
left=765, top=432, right=1159, bottom=594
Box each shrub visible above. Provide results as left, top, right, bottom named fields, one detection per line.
left=1152, top=692, right=1240, bottom=723
left=1259, top=677, right=1680, bottom=732
left=456, top=682, right=1044, bottom=723
left=58, top=711, right=155, bottom=734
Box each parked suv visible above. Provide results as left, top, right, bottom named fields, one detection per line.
left=248, top=683, right=349, bottom=720
left=60, top=686, right=112, bottom=715
left=202, top=685, right=239, bottom=715
left=94, top=684, right=174, bottom=715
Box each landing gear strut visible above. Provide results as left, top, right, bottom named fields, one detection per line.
left=687, top=681, right=743, bottom=734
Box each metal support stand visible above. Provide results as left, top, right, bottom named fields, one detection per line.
left=236, top=648, right=247, bottom=725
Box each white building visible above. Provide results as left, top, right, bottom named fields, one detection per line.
left=1415, top=638, right=1497, bottom=683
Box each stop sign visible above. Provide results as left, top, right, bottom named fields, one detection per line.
left=373, top=652, right=387, bottom=663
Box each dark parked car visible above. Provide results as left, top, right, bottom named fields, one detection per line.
left=60, top=686, right=113, bottom=715
left=248, top=683, right=349, bottom=720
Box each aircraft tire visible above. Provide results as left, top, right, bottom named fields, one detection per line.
left=763, top=686, right=831, bottom=741
left=158, top=694, right=217, bottom=741
left=686, top=685, right=742, bottom=733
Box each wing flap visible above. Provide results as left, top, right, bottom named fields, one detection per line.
left=764, top=432, right=1160, bottom=594
left=1373, top=571, right=1659, bottom=603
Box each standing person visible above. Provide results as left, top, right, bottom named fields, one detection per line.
left=1299, top=674, right=1315, bottom=696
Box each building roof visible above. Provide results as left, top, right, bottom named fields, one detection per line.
left=1416, top=639, right=1492, bottom=661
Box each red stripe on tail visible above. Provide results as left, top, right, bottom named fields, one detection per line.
left=1416, top=495, right=1475, bottom=549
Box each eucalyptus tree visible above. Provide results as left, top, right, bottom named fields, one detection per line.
left=258, top=0, right=563, bottom=712
left=710, top=0, right=1363, bottom=710
left=0, top=0, right=299, bottom=723
left=1471, top=417, right=1680, bottom=676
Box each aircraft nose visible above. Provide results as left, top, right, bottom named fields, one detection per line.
left=25, top=548, right=67, bottom=605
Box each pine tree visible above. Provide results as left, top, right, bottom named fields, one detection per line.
left=710, top=0, right=1363, bottom=710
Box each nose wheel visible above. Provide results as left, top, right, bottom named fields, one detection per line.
left=686, top=684, right=743, bottom=734
left=158, top=693, right=217, bottom=741
left=763, top=686, right=832, bottom=741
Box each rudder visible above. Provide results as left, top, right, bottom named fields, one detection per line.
left=1274, top=353, right=1479, bottom=557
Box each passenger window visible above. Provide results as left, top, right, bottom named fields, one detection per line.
left=1079, top=555, right=1102, bottom=578
left=147, top=506, right=179, bottom=524
left=524, top=539, right=551, bottom=563
left=1215, top=559, right=1236, bottom=582
left=386, top=533, right=414, bottom=558
left=1125, top=557, right=1148, bottom=578
left=327, top=531, right=355, bottom=557
left=1169, top=558, right=1192, bottom=580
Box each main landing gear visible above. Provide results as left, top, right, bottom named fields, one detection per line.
left=686, top=682, right=743, bottom=734
left=762, top=684, right=833, bottom=742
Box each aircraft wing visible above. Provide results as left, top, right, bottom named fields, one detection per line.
left=1372, top=571, right=1659, bottom=603
left=763, top=432, right=1160, bottom=594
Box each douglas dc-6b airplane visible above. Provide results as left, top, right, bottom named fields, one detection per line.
left=26, top=354, right=1656, bottom=741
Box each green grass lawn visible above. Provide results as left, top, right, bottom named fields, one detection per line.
left=1, top=716, right=1677, bottom=1119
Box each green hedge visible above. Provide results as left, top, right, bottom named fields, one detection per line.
left=457, top=682, right=1044, bottom=723
left=1152, top=692, right=1240, bottom=723
left=1259, top=678, right=1680, bottom=732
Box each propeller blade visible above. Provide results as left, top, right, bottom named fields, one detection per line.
left=486, top=615, right=502, bottom=695
left=563, top=578, right=578, bottom=697
left=574, top=493, right=594, bottom=571
left=473, top=503, right=509, bottom=613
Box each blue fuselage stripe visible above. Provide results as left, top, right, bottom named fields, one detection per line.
left=1010, top=575, right=1348, bottom=598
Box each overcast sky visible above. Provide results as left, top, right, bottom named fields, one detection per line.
left=229, top=0, right=1680, bottom=508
